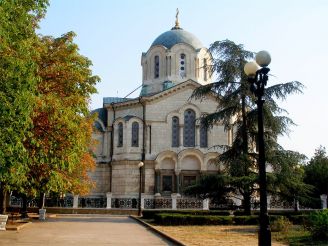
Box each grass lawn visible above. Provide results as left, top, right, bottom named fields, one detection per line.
left=152, top=224, right=328, bottom=246
left=153, top=225, right=286, bottom=246
left=272, top=225, right=328, bottom=246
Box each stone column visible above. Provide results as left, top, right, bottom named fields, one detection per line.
left=267, top=195, right=272, bottom=210
left=320, top=194, right=327, bottom=209
left=73, top=195, right=79, bottom=209
left=106, top=192, right=112, bottom=209
left=232, top=194, right=243, bottom=208
left=171, top=193, right=178, bottom=210
left=175, top=170, right=181, bottom=195
left=196, top=125, right=200, bottom=147
left=154, top=170, right=161, bottom=196
left=179, top=125, right=183, bottom=147
left=141, top=194, right=145, bottom=209
left=203, top=198, right=209, bottom=210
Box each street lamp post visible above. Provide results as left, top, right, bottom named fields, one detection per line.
left=244, top=50, right=272, bottom=246
left=137, top=161, right=144, bottom=216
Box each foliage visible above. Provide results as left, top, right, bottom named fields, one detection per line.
left=233, top=215, right=259, bottom=225
left=23, top=32, right=100, bottom=199
left=305, top=209, right=328, bottom=240
left=268, top=150, right=313, bottom=209
left=153, top=213, right=233, bottom=225
left=0, top=0, right=49, bottom=212
left=191, top=39, right=304, bottom=214
left=184, top=174, right=233, bottom=205
left=270, top=216, right=292, bottom=233
left=304, top=146, right=328, bottom=206
left=142, top=210, right=231, bottom=219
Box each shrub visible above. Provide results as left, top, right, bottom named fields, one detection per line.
left=270, top=216, right=292, bottom=233
left=142, top=210, right=230, bottom=219
left=288, top=214, right=308, bottom=225
left=306, top=209, right=328, bottom=240
left=153, top=213, right=233, bottom=225
left=233, top=216, right=259, bottom=225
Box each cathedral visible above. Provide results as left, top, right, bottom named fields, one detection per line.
left=90, top=14, right=232, bottom=208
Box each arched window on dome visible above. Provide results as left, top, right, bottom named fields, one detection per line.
left=179, top=53, right=186, bottom=78
left=154, top=55, right=160, bottom=78
left=172, top=116, right=179, bottom=147
left=200, top=121, right=208, bottom=148
left=131, top=122, right=139, bottom=147
left=183, top=109, right=195, bottom=147
left=118, top=122, right=123, bottom=147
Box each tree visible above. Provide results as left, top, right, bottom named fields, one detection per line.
left=191, top=40, right=303, bottom=214
left=0, top=0, right=49, bottom=214
left=24, top=32, right=100, bottom=208
left=268, top=150, right=312, bottom=211
left=304, top=146, right=328, bottom=208
left=184, top=174, right=233, bottom=206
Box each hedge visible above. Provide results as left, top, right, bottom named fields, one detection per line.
left=142, top=210, right=231, bottom=219
left=153, top=213, right=233, bottom=225
left=233, top=215, right=259, bottom=225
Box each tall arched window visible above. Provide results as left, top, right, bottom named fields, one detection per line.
left=184, top=109, right=195, bottom=147
left=132, top=122, right=139, bottom=147
left=179, top=53, right=186, bottom=78
left=154, top=55, right=159, bottom=78
left=172, top=116, right=179, bottom=147
left=200, top=122, right=208, bottom=148
left=118, top=122, right=123, bottom=147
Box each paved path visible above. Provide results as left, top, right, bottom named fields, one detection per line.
left=0, top=215, right=175, bottom=246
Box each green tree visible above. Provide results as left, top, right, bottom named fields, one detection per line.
left=268, top=150, right=312, bottom=211
left=192, top=40, right=303, bottom=214
left=24, top=32, right=100, bottom=208
left=0, top=0, right=49, bottom=214
left=184, top=174, right=233, bottom=206
left=304, top=146, right=328, bottom=208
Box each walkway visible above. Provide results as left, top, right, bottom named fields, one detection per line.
left=0, top=215, right=175, bottom=246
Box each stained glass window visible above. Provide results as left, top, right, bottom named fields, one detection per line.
left=118, top=122, right=123, bottom=147
left=184, top=109, right=195, bottom=147
left=131, top=122, right=139, bottom=147
left=172, top=117, right=179, bottom=147
left=154, top=55, right=159, bottom=78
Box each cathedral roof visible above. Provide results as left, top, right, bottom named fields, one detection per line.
left=151, top=27, right=203, bottom=50
left=91, top=107, right=107, bottom=129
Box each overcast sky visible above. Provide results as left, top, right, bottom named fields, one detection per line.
left=39, top=0, right=328, bottom=159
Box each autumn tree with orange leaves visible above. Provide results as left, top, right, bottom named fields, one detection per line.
left=24, top=32, right=100, bottom=208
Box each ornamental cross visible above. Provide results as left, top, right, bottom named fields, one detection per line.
left=175, top=8, right=180, bottom=28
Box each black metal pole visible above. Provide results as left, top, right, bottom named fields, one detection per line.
left=257, top=97, right=271, bottom=246
left=138, top=166, right=142, bottom=216
left=248, top=66, right=271, bottom=246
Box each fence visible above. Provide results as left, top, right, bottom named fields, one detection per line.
left=10, top=194, right=325, bottom=210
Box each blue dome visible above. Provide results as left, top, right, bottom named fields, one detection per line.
left=151, top=28, right=203, bottom=50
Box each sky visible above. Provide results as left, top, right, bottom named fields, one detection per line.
left=39, top=0, right=328, bottom=159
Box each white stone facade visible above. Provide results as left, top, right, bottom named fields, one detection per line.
left=89, top=21, right=231, bottom=201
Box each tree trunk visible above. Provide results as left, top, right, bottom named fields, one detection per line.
left=243, top=191, right=252, bottom=215
left=21, top=194, right=28, bottom=218
left=241, top=95, right=252, bottom=216
left=38, top=192, right=46, bottom=209
left=0, top=183, right=7, bottom=214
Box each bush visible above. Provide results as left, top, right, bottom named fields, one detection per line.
left=233, top=210, right=249, bottom=216
left=153, top=213, right=233, bottom=225
left=288, top=214, right=308, bottom=225
left=270, top=216, right=292, bottom=233
left=142, top=210, right=231, bottom=219
left=306, top=209, right=328, bottom=240
left=233, top=215, right=259, bottom=225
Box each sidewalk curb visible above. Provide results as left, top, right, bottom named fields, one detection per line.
left=129, top=216, right=186, bottom=246
left=6, top=221, right=32, bottom=231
